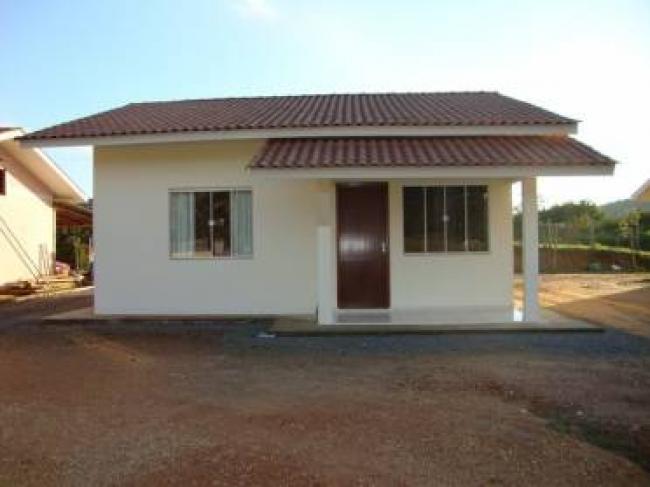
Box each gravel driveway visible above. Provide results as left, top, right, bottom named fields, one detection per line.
left=0, top=290, right=649, bottom=486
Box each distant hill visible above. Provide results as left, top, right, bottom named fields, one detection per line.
left=600, top=199, right=650, bottom=219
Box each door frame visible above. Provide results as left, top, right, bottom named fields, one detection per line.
left=335, top=182, right=390, bottom=309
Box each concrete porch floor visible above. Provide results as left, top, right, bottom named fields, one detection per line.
left=335, top=306, right=523, bottom=325
left=44, top=305, right=600, bottom=334
left=271, top=306, right=599, bottom=335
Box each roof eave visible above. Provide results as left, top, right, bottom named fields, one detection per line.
left=248, top=164, right=614, bottom=179
left=18, top=123, right=578, bottom=148
left=1, top=129, right=86, bottom=203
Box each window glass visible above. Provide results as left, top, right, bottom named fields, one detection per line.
left=467, top=186, right=489, bottom=251
left=426, top=187, right=445, bottom=252
left=170, top=189, right=252, bottom=258
left=170, top=192, right=193, bottom=257
left=402, top=185, right=488, bottom=254
left=212, top=191, right=231, bottom=256
left=193, top=192, right=212, bottom=257
left=403, top=187, right=425, bottom=252
left=232, top=190, right=253, bottom=256
left=445, top=186, right=466, bottom=251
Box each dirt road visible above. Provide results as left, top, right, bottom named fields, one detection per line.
left=1, top=288, right=649, bottom=486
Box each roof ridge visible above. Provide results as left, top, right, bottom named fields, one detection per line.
left=130, top=91, right=501, bottom=106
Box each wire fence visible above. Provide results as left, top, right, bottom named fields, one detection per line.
left=513, top=215, right=650, bottom=272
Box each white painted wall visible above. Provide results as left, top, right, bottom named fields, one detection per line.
left=94, top=141, right=322, bottom=315
left=0, top=147, right=55, bottom=285
left=95, top=141, right=513, bottom=315
left=388, top=180, right=513, bottom=309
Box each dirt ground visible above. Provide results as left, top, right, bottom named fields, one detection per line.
left=515, top=273, right=650, bottom=338
left=0, top=278, right=649, bottom=486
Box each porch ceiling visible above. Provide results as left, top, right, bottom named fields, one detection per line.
left=249, top=136, right=616, bottom=170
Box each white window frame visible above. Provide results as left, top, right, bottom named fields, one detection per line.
left=169, top=187, right=254, bottom=260
left=402, top=184, right=490, bottom=255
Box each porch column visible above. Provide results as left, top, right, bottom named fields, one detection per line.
left=521, top=177, right=540, bottom=322
left=317, top=225, right=334, bottom=324
left=316, top=181, right=335, bottom=324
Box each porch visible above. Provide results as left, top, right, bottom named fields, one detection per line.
left=270, top=310, right=599, bottom=335
left=309, top=178, right=540, bottom=326
left=247, top=136, right=614, bottom=327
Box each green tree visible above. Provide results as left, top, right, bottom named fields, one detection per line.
left=540, top=200, right=603, bottom=224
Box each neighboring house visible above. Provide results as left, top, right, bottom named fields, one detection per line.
left=632, top=179, right=650, bottom=202
left=0, top=127, right=86, bottom=285
left=20, top=92, right=615, bottom=323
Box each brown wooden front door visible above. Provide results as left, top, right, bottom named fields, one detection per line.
left=336, top=183, right=390, bottom=309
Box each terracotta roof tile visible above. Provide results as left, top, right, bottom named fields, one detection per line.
left=249, top=136, right=615, bottom=169
left=21, top=92, right=576, bottom=141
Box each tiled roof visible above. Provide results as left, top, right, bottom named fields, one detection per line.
left=249, top=136, right=615, bottom=169
left=21, top=92, right=576, bottom=141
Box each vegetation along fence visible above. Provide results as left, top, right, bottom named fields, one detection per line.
left=514, top=200, right=650, bottom=273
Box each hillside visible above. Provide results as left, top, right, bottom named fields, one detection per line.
left=600, top=199, right=650, bottom=219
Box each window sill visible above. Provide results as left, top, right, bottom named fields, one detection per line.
left=402, top=251, right=491, bottom=256
left=169, top=255, right=254, bottom=261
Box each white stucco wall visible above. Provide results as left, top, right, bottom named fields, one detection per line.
left=95, top=141, right=513, bottom=315
left=0, top=148, right=55, bottom=285
left=388, top=180, right=513, bottom=309
left=94, top=141, right=322, bottom=315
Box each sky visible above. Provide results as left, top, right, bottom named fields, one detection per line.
left=2, top=0, right=649, bottom=207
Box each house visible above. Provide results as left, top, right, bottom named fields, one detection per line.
left=20, top=92, right=615, bottom=324
left=632, top=180, right=650, bottom=202
left=0, top=127, right=87, bottom=285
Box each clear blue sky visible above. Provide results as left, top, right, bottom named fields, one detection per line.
left=3, top=0, right=649, bottom=206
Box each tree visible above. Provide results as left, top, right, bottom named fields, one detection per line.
left=540, top=200, right=604, bottom=224
left=619, top=211, right=641, bottom=268
left=56, top=227, right=92, bottom=271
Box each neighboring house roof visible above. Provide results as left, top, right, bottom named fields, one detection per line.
left=0, top=128, right=85, bottom=203
left=54, top=201, right=92, bottom=227
left=20, top=92, right=576, bottom=143
left=250, top=136, right=615, bottom=170
left=632, top=179, right=650, bottom=202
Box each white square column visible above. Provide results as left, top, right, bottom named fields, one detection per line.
left=316, top=182, right=336, bottom=325
left=317, top=225, right=334, bottom=324
left=521, top=177, right=540, bottom=322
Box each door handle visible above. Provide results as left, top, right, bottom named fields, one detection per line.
left=381, top=242, right=387, bottom=254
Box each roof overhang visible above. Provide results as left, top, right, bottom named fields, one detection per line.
left=249, top=165, right=614, bottom=179
left=18, top=123, right=577, bottom=148
left=248, top=136, right=615, bottom=179
left=0, top=129, right=86, bottom=203
left=632, top=179, right=650, bottom=202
